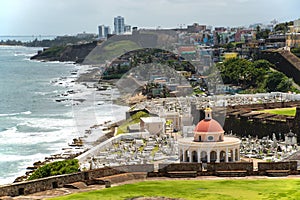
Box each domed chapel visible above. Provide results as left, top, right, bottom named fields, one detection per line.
left=178, top=107, right=241, bottom=163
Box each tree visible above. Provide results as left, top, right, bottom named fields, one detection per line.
left=256, top=27, right=271, bottom=40
left=265, top=71, right=293, bottom=92
left=274, top=21, right=293, bottom=33
left=253, top=60, right=274, bottom=71
left=218, top=58, right=257, bottom=88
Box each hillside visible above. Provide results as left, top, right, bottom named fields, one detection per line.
left=30, top=41, right=97, bottom=63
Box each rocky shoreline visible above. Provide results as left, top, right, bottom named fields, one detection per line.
left=12, top=57, right=127, bottom=183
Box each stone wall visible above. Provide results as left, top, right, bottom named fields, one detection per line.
left=228, top=100, right=300, bottom=110
left=158, top=163, right=202, bottom=172
left=0, top=172, right=84, bottom=197
left=114, top=164, right=155, bottom=173
left=97, top=172, right=147, bottom=184
left=258, top=161, right=298, bottom=175
left=207, top=162, right=254, bottom=175
left=0, top=162, right=298, bottom=197
left=224, top=116, right=290, bottom=139
left=85, top=167, right=122, bottom=180
left=224, top=101, right=300, bottom=140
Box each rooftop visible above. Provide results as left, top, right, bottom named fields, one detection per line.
left=140, top=117, right=166, bottom=123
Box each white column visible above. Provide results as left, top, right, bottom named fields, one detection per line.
left=179, top=149, right=182, bottom=162
left=216, top=149, right=220, bottom=163
left=183, top=148, right=186, bottom=162
left=189, top=150, right=192, bottom=163
left=207, top=150, right=211, bottom=163
left=197, top=150, right=201, bottom=163
left=232, top=149, right=236, bottom=162
left=237, top=149, right=240, bottom=161
left=225, top=148, right=229, bottom=162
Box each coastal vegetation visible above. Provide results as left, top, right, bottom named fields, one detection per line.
left=50, top=179, right=300, bottom=200
left=37, top=46, right=65, bottom=58
left=30, top=41, right=97, bottom=63
left=0, top=35, right=97, bottom=47
left=28, top=159, right=79, bottom=180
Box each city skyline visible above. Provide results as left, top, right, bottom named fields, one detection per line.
left=0, top=0, right=299, bottom=35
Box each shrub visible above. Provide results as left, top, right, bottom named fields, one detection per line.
left=28, top=159, right=79, bottom=180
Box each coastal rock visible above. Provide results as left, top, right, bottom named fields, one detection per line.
left=30, top=41, right=97, bottom=63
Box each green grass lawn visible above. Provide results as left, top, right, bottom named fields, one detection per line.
left=259, top=107, right=296, bottom=116
left=51, top=179, right=300, bottom=200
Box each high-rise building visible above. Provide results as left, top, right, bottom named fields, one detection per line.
left=114, top=16, right=125, bottom=35
left=124, top=25, right=131, bottom=33
left=98, top=25, right=110, bottom=39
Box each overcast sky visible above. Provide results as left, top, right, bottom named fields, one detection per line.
left=0, top=0, right=299, bottom=35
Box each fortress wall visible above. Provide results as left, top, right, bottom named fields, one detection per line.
left=224, top=101, right=300, bottom=140
left=158, top=163, right=202, bottom=172
left=206, top=162, right=253, bottom=174
left=114, top=164, right=155, bottom=173
left=0, top=163, right=299, bottom=197
left=258, top=50, right=300, bottom=85
left=227, top=100, right=300, bottom=110
left=258, top=161, right=298, bottom=175
left=0, top=172, right=84, bottom=197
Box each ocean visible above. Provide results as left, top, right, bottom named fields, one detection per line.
left=0, top=45, right=128, bottom=184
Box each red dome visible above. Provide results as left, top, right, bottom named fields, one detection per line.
left=194, top=119, right=224, bottom=133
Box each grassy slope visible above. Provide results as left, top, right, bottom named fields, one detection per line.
left=259, top=107, right=296, bottom=116
left=51, top=179, right=300, bottom=200
left=87, top=40, right=140, bottom=64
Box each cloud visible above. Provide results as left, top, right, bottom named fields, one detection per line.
left=0, top=0, right=299, bottom=35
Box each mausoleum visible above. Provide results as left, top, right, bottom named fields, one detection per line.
left=178, top=107, right=241, bottom=163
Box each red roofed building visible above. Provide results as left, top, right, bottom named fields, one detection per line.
left=178, top=107, right=241, bottom=163
left=178, top=46, right=196, bottom=55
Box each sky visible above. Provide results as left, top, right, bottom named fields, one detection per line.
left=0, top=0, right=299, bottom=36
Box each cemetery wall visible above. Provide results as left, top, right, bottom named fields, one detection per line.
left=224, top=101, right=300, bottom=140
left=206, top=162, right=254, bottom=175
left=158, top=163, right=202, bottom=172
left=227, top=100, right=300, bottom=110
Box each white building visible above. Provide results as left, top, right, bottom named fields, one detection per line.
left=114, top=16, right=125, bottom=35
left=285, top=130, right=297, bottom=146
left=178, top=107, right=241, bottom=163
left=140, top=117, right=166, bottom=135
left=159, top=112, right=181, bottom=131
left=98, top=25, right=110, bottom=39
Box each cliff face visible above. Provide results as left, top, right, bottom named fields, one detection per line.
left=30, top=41, right=98, bottom=63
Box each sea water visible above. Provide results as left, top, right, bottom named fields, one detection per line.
left=0, top=45, right=79, bottom=184
left=0, top=45, right=128, bottom=184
